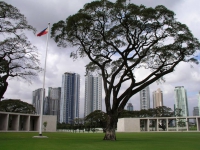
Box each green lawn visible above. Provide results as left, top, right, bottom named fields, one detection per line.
left=0, top=132, right=199, bottom=150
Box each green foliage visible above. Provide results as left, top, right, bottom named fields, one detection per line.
left=43, top=121, right=47, bottom=131
left=57, top=122, right=85, bottom=131
left=57, top=122, right=70, bottom=129
left=84, top=110, right=108, bottom=129
left=177, top=120, right=186, bottom=127
left=0, top=99, right=35, bottom=114
left=43, top=121, right=47, bottom=127
left=175, top=108, right=182, bottom=116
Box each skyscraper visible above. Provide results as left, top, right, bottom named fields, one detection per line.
left=60, top=72, right=80, bottom=123
left=140, top=86, right=150, bottom=110
left=84, top=73, right=102, bottom=117
left=43, top=96, right=49, bottom=115
left=193, top=107, right=199, bottom=116
left=32, top=88, right=45, bottom=114
left=48, top=87, right=61, bottom=122
left=153, top=88, right=163, bottom=108
left=127, top=103, right=133, bottom=111
left=174, top=86, right=189, bottom=117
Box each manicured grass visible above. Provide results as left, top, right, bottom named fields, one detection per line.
left=0, top=132, right=200, bottom=150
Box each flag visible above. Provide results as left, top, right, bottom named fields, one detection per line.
left=37, top=27, right=48, bottom=36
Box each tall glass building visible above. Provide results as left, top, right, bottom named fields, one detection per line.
left=174, top=86, right=189, bottom=116
left=140, top=86, right=150, bottom=110
left=32, top=88, right=45, bottom=114
left=48, top=87, right=61, bottom=122
left=193, top=106, right=199, bottom=116
left=84, top=73, right=102, bottom=117
left=60, top=72, right=80, bottom=124
left=153, top=88, right=163, bottom=108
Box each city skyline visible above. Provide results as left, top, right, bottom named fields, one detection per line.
left=31, top=84, right=199, bottom=118
left=3, top=0, right=200, bottom=116
left=30, top=69, right=200, bottom=119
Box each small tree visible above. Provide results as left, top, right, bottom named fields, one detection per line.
left=0, top=2, right=42, bottom=100
left=51, top=0, right=200, bottom=140
left=175, top=108, right=182, bottom=117
left=43, top=121, right=47, bottom=132
left=85, top=110, right=108, bottom=131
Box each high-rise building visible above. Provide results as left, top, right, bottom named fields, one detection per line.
left=32, top=88, right=45, bottom=114
left=84, top=73, right=102, bottom=117
left=153, top=88, right=163, bottom=108
left=43, top=96, right=49, bottom=115
left=60, top=72, right=80, bottom=124
left=193, top=106, right=199, bottom=116
left=174, top=86, right=189, bottom=117
left=48, top=87, right=61, bottom=122
left=140, top=86, right=150, bottom=110
left=127, top=103, right=133, bottom=111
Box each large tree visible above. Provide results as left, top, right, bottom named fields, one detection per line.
left=51, top=0, right=200, bottom=140
left=0, top=2, right=41, bottom=100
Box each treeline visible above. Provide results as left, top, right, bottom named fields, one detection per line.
left=119, top=106, right=175, bottom=118
left=57, top=106, right=177, bottom=130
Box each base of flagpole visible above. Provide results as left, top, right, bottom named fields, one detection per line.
left=32, top=134, right=48, bottom=138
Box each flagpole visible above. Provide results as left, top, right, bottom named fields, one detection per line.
left=39, top=23, right=50, bottom=136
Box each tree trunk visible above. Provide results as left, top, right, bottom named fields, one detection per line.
left=103, top=113, right=118, bottom=141
left=0, top=80, right=8, bottom=101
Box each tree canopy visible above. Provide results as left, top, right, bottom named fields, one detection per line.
left=0, top=99, right=36, bottom=114
left=0, top=1, right=42, bottom=100
left=85, top=110, right=108, bottom=129
left=51, top=0, right=200, bottom=140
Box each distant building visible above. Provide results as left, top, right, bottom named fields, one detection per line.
left=43, top=96, right=49, bottom=115
left=47, top=87, right=61, bottom=122
left=84, top=73, right=102, bottom=117
left=32, top=88, right=45, bottom=114
left=153, top=88, right=163, bottom=108
left=174, top=86, right=189, bottom=117
left=193, top=107, right=199, bottom=116
left=60, top=72, right=80, bottom=124
left=127, top=103, right=133, bottom=111
left=140, top=86, right=150, bottom=110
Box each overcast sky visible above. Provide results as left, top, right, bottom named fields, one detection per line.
left=3, top=0, right=200, bottom=117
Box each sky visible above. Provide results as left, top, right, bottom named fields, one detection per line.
left=3, top=0, right=200, bottom=117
